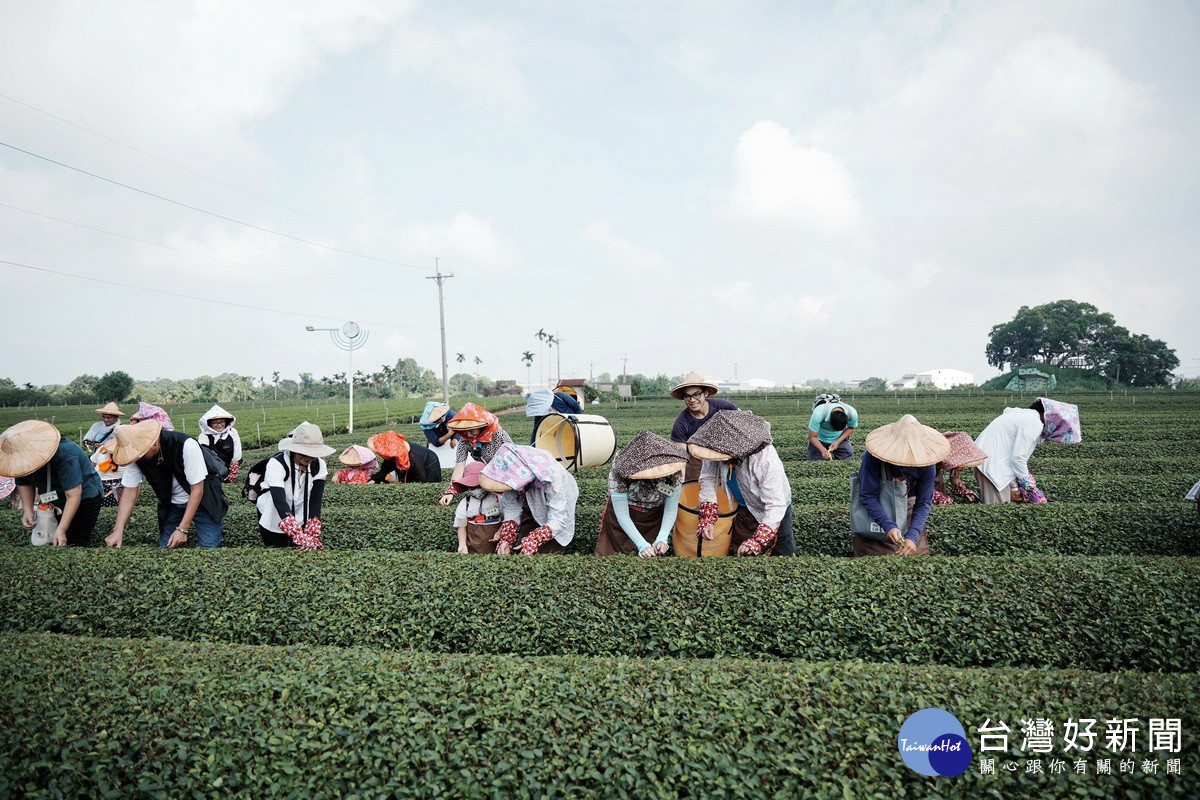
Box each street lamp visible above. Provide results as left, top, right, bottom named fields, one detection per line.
left=306, top=321, right=369, bottom=432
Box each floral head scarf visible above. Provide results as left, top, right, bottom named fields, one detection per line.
left=0, top=475, right=14, bottom=500
left=688, top=410, right=772, bottom=460
left=368, top=431, right=411, bottom=470
left=481, top=443, right=561, bottom=492
left=612, top=431, right=688, bottom=481
left=1038, top=398, right=1082, bottom=443
left=338, top=445, right=379, bottom=471
left=130, top=402, right=174, bottom=431
left=450, top=403, right=502, bottom=442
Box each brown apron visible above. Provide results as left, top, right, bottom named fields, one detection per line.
left=728, top=504, right=787, bottom=556
left=465, top=521, right=500, bottom=554
left=513, top=511, right=566, bottom=554
left=683, top=455, right=704, bottom=483
left=595, top=496, right=664, bottom=555
left=852, top=496, right=930, bottom=556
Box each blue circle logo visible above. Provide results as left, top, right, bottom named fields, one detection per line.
left=898, top=708, right=973, bottom=777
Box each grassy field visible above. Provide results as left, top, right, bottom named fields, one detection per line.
left=2, top=390, right=1198, bottom=797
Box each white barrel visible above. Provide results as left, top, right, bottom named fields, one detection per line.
left=532, top=413, right=617, bottom=472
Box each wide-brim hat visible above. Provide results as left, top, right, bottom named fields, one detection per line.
left=427, top=404, right=451, bottom=424
left=455, top=460, right=486, bottom=489
left=283, top=423, right=335, bottom=458
left=478, top=474, right=513, bottom=493
left=687, top=443, right=732, bottom=462
left=0, top=421, right=62, bottom=477
left=107, top=419, right=162, bottom=466
left=629, top=462, right=685, bottom=480
left=94, top=402, right=125, bottom=417
left=554, top=385, right=579, bottom=399
left=447, top=417, right=488, bottom=431
left=671, top=372, right=719, bottom=400
left=865, top=415, right=951, bottom=468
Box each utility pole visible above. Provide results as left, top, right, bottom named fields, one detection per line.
left=555, top=331, right=563, bottom=386
left=622, top=355, right=628, bottom=383
left=425, top=258, right=454, bottom=403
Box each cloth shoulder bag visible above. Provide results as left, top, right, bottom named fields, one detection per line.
left=850, top=462, right=908, bottom=542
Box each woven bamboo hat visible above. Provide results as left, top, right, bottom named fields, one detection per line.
left=629, top=462, right=685, bottom=480
left=447, top=417, right=488, bottom=431
left=0, top=421, right=62, bottom=477
left=478, top=474, right=513, bottom=493
left=427, top=404, right=451, bottom=423
left=865, top=415, right=951, bottom=468
left=671, top=372, right=719, bottom=401
left=687, top=443, right=732, bottom=462
left=94, top=402, right=125, bottom=417
left=107, top=419, right=163, bottom=466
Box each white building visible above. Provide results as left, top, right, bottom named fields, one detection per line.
left=888, top=369, right=975, bottom=390
left=715, top=378, right=777, bottom=392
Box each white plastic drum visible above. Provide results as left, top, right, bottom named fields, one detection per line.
left=532, top=413, right=617, bottom=472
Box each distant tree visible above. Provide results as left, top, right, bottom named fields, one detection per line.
left=858, top=377, right=887, bottom=391
left=986, top=299, right=1177, bottom=386
left=94, top=371, right=134, bottom=403
left=272, top=370, right=281, bottom=400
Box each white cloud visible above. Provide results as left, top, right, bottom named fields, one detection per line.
left=711, top=280, right=828, bottom=327
left=581, top=219, right=674, bottom=276
left=388, top=18, right=533, bottom=117
left=395, top=212, right=518, bottom=271
left=723, top=121, right=860, bottom=231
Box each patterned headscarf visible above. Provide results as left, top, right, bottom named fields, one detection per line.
left=130, top=402, right=174, bottom=431
left=368, top=431, right=411, bottom=471
left=451, top=403, right=502, bottom=442
left=938, top=431, right=988, bottom=471
left=524, top=388, right=554, bottom=417
left=0, top=475, right=14, bottom=500
left=612, top=430, right=688, bottom=480
left=1038, top=398, right=1081, bottom=443
left=481, top=443, right=561, bottom=492
left=688, top=410, right=772, bottom=460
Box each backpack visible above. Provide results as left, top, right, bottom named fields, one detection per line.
left=198, top=444, right=230, bottom=481
left=813, top=393, right=842, bottom=411
left=244, top=452, right=288, bottom=503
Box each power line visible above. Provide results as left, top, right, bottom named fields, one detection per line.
left=0, top=257, right=437, bottom=330
left=0, top=91, right=443, bottom=263
left=0, top=202, right=435, bottom=301
left=0, top=139, right=434, bottom=272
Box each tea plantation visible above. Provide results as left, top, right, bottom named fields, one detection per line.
left=2, top=391, right=1198, bottom=797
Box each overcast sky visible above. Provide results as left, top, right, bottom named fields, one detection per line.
left=2, top=0, right=1197, bottom=388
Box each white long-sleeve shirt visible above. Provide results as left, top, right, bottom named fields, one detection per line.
left=698, top=445, right=791, bottom=529
left=499, top=470, right=580, bottom=546
left=975, top=408, right=1043, bottom=490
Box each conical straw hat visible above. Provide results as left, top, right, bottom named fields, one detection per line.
left=108, top=419, right=163, bottom=466
left=687, top=443, right=732, bottom=462
left=94, top=402, right=125, bottom=416
left=479, top=474, right=513, bottom=493
left=865, top=415, right=951, bottom=467
left=0, top=421, right=62, bottom=478
left=629, top=462, right=685, bottom=480
left=671, top=372, right=719, bottom=400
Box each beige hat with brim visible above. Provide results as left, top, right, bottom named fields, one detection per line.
left=479, top=475, right=513, bottom=493
left=282, top=423, right=335, bottom=458
left=0, top=421, right=62, bottom=477
left=447, top=418, right=488, bottom=431
left=687, top=443, right=732, bottom=462
left=865, top=414, right=951, bottom=468
left=94, top=402, right=125, bottom=417
left=107, top=419, right=162, bottom=466
left=428, top=404, right=451, bottom=423
left=629, top=462, right=686, bottom=480
left=671, top=372, right=719, bottom=401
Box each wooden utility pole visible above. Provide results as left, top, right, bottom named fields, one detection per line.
left=425, top=258, right=454, bottom=403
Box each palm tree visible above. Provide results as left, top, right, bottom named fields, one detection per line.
left=522, top=351, right=534, bottom=388
left=473, top=356, right=482, bottom=366
left=456, top=352, right=465, bottom=364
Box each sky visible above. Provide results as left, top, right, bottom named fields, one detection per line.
left=2, top=0, right=1198, bottom=389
